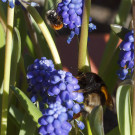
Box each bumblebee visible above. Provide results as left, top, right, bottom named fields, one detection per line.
left=74, top=72, right=114, bottom=119
left=45, top=10, right=63, bottom=30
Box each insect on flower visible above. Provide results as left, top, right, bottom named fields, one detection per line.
left=45, top=9, right=63, bottom=30
left=73, top=72, right=114, bottom=119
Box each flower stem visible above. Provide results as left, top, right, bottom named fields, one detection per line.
left=19, top=0, right=62, bottom=69
left=86, top=119, right=92, bottom=135
left=78, top=0, right=91, bottom=72
left=132, top=1, right=135, bottom=135
left=0, top=3, right=14, bottom=135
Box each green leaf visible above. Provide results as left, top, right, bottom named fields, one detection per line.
left=9, top=104, right=24, bottom=128
left=19, top=113, right=37, bottom=135
left=10, top=86, right=42, bottom=127
left=116, top=83, right=132, bottom=135
left=25, top=35, right=35, bottom=57
left=110, top=24, right=130, bottom=40
left=102, top=48, right=120, bottom=94
left=24, top=54, right=34, bottom=72
left=11, top=27, right=21, bottom=85
left=89, top=106, right=104, bottom=135
left=106, top=126, right=120, bottom=135
left=14, top=6, right=27, bottom=52
left=31, top=17, right=53, bottom=59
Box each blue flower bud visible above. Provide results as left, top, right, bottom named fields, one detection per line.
left=76, top=120, right=85, bottom=130
left=58, top=112, right=68, bottom=122
left=53, top=120, right=61, bottom=128
left=54, top=128, right=63, bottom=135
left=76, top=93, right=84, bottom=102
left=46, top=124, right=54, bottom=133
left=38, top=126, right=47, bottom=135
left=117, top=69, right=128, bottom=80
left=118, top=59, right=127, bottom=67
left=30, top=95, right=37, bottom=103
left=61, top=91, right=70, bottom=102
left=51, top=86, right=60, bottom=95
left=73, top=103, right=81, bottom=114
left=68, top=9, right=75, bottom=15
left=38, top=117, right=48, bottom=125
left=66, top=84, right=74, bottom=92
left=46, top=116, right=54, bottom=124
left=121, top=41, right=132, bottom=51
left=68, top=110, right=73, bottom=120
left=127, top=60, right=134, bottom=69
left=61, top=121, right=72, bottom=132
left=65, top=100, right=74, bottom=109
left=70, top=91, right=78, bottom=100
left=58, top=82, right=66, bottom=90
left=68, top=3, right=75, bottom=8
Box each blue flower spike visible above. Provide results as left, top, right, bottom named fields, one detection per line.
left=27, top=57, right=85, bottom=134
left=26, top=57, right=55, bottom=102
left=57, top=0, right=96, bottom=44
left=117, top=30, right=134, bottom=80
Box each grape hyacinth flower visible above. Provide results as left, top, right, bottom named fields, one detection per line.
left=39, top=70, right=85, bottom=129
left=57, top=0, right=96, bottom=44
left=117, top=30, right=134, bottom=80
left=26, top=57, right=55, bottom=102
left=27, top=58, right=85, bottom=134
left=38, top=101, right=72, bottom=135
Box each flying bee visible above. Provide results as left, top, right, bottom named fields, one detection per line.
left=45, top=9, right=63, bottom=30
left=73, top=72, right=114, bottom=119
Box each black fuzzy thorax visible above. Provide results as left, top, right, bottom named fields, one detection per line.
left=78, top=72, right=107, bottom=104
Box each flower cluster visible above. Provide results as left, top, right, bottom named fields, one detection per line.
left=57, top=0, right=96, bottom=44
left=27, top=57, right=85, bottom=134
left=27, top=57, right=55, bottom=102
left=117, top=30, right=134, bottom=80
left=38, top=101, right=72, bottom=135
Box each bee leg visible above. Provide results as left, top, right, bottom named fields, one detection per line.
left=73, top=112, right=82, bottom=119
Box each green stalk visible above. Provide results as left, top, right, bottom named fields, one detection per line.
left=23, top=10, right=43, bottom=58
left=0, top=3, right=14, bottom=135
left=78, top=0, right=91, bottom=72
left=86, top=119, right=92, bottom=135
left=99, top=0, right=132, bottom=76
left=132, top=1, right=135, bottom=135
left=19, top=0, right=62, bottom=69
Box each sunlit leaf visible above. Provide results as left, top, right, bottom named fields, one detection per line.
left=116, top=83, right=132, bottom=135
left=10, top=86, right=42, bottom=127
